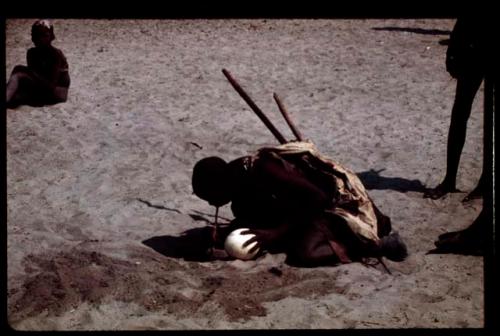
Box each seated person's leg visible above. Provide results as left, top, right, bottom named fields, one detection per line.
left=6, top=65, right=66, bottom=107
left=6, top=72, right=31, bottom=108
left=6, top=66, right=31, bottom=104
left=53, top=86, right=69, bottom=103
left=6, top=68, right=44, bottom=107
left=11, top=65, right=30, bottom=75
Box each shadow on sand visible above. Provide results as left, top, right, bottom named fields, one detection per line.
left=371, top=26, right=452, bottom=36
left=357, top=168, right=428, bottom=193
left=142, top=227, right=215, bottom=262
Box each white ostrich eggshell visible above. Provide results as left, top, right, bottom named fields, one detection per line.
left=224, top=228, right=260, bottom=260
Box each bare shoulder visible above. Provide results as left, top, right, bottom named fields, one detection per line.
left=52, top=46, right=67, bottom=57
left=52, top=46, right=69, bottom=68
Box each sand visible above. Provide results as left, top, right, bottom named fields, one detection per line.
left=6, top=19, right=485, bottom=330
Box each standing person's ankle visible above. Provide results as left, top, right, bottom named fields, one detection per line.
left=423, top=180, right=458, bottom=199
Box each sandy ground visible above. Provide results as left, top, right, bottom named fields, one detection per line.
left=5, top=19, right=485, bottom=330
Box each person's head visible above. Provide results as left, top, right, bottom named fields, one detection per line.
left=192, top=156, right=232, bottom=207
left=31, top=19, right=55, bottom=47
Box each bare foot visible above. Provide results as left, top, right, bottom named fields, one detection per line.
left=423, top=183, right=459, bottom=200
left=431, top=230, right=484, bottom=255
left=462, top=185, right=483, bottom=202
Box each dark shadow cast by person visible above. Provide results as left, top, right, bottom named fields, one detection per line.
left=371, top=26, right=452, bottom=36
left=356, top=168, right=428, bottom=193
left=439, top=39, right=450, bottom=46
left=142, top=227, right=215, bottom=262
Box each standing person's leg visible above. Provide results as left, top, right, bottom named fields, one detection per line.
left=430, top=75, right=494, bottom=255
left=444, top=73, right=484, bottom=188
left=462, top=74, right=491, bottom=202
left=424, top=73, right=484, bottom=199
left=462, top=171, right=485, bottom=202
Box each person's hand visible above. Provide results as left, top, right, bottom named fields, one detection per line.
left=239, top=228, right=280, bottom=252
left=238, top=229, right=262, bottom=255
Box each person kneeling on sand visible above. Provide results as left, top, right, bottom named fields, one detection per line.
left=6, top=19, right=70, bottom=109
left=192, top=140, right=408, bottom=267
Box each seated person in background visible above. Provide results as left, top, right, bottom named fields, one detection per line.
left=6, top=19, right=70, bottom=109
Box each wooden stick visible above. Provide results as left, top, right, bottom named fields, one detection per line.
left=378, top=257, right=392, bottom=275
left=212, top=206, right=219, bottom=243
left=222, top=69, right=287, bottom=144
left=273, top=93, right=304, bottom=141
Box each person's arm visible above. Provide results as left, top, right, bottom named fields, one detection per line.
left=53, top=49, right=70, bottom=88
left=44, top=49, right=68, bottom=87
left=26, top=48, right=34, bottom=68
left=239, top=221, right=289, bottom=251
left=27, top=48, right=68, bottom=88
left=26, top=48, right=55, bottom=88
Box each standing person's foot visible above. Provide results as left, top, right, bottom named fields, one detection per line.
left=431, top=229, right=484, bottom=255
left=429, top=210, right=486, bottom=256
left=423, top=182, right=459, bottom=200
left=462, top=184, right=484, bottom=202
left=6, top=100, right=20, bottom=109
